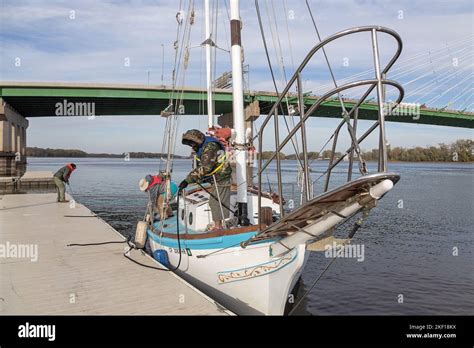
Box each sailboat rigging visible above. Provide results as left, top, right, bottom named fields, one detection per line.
left=139, top=0, right=405, bottom=315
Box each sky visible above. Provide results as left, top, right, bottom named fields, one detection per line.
left=0, top=0, right=472, bottom=155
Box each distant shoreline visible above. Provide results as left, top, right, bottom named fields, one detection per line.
left=26, top=156, right=192, bottom=160
left=26, top=157, right=473, bottom=164
left=26, top=147, right=190, bottom=159
left=26, top=140, right=473, bottom=163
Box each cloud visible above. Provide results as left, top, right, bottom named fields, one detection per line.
left=0, top=0, right=472, bottom=153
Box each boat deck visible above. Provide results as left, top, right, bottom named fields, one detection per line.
left=0, top=193, right=232, bottom=315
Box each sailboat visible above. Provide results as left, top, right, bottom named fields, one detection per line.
left=143, top=0, right=404, bottom=315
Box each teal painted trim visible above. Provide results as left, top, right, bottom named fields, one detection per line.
left=147, top=229, right=258, bottom=250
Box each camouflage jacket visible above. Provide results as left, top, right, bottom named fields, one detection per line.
left=185, top=142, right=231, bottom=185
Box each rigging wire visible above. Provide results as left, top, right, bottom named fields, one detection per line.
left=265, top=0, right=301, bottom=156
left=213, top=0, right=219, bottom=117
left=304, top=0, right=347, bottom=115
left=160, top=0, right=185, bottom=172
left=281, top=0, right=296, bottom=73
left=301, top=0, right=367, bottom=176
left=254, top=0, right=305, bottom=170
left=305, top=0, right=367, bottom=176
left=221, top=0, right=231, bottom=55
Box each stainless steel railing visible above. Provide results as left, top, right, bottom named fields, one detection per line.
left=257, top=26, right=405, bottom=229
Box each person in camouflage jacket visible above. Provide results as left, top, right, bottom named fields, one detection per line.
left=179, top=129, right=231, bottom=230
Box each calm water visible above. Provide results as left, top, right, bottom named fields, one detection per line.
left=27, top=158, right=474, bottom=315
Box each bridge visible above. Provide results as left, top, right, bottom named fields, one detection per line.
left=1, top=82, right=472, bottom=127
left=0, top=81, right=472, bottom=176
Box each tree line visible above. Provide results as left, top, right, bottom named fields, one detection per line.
left=26, top=147, right=189, bottom=159
left=259, top=139, right=473, bottom=162
left=27, top=139, right=473, bottom=162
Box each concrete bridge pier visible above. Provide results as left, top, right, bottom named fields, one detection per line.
left=0, top=98, right=29, bottom=177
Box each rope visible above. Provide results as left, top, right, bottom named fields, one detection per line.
left=67, top=240, right=127, bottom=247
left=161, top=0, right=187, bottom=173
left=196, top=241, right=243, bottom=259
left=288, top=255, right=338, bottom=315
left=212, top=174, right=228, bottom=229
left=288, top=206, right=373, bottom=315
left=66, top=228, right=176, bottom=271
left=123, top=245, right=171, bottom=271
left=194, top=181, right=235, bottom=214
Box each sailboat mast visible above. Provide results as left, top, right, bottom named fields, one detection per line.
left=205, top=0, right=213, bottom=128
left=230, top=0, right=249, bottom=225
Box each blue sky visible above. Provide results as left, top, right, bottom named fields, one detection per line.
left=0, top=0, right=472, bottom=155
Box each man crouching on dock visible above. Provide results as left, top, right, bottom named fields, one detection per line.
left=53, top=163, right=76, bottom=202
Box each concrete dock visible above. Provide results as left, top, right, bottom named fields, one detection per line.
left=0, top=193, right=231, bottom=315
left=0, top=171, right=55, bottom=194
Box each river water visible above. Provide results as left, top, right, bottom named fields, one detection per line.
left=27, top=158, right=474, bottom=315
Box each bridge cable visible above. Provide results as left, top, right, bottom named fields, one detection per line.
left=426, top=72, right=473, bottom=106
left=311, top=36, right=472, bottom=98
left=403, top=51, right=473, bottom=100
left=316, top=36, right=473, bottom=103
left=411, top=59, right=473, bottom=104
left=448, top=82, right=473, bottom=106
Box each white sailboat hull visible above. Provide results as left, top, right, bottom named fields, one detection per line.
left=148, top=237, right=307, bottom=315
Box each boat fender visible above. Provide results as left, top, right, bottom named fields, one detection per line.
left=134, top=221, right=148, bottom=249
left=153, top=250, right=170, bottom=268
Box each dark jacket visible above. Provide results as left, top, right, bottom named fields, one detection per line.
left=54, top=166, right=73, bottom=183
